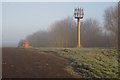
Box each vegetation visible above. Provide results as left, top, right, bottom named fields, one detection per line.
left=18, top=5, right=118, bottom=48
left=25, top=47, right=118, bottom=78
left=18, top=3, right=118, bottom=78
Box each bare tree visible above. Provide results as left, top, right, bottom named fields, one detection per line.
left=118, top=1, right=120, bottom=49
left=81, top=18, right=108, bottom=47
left=104, top=5, right=118, bottom=47
left=49, top=17, right=77, bottom=47
left=18, top=40, right=24, bottom=47
left=25, top=30, right=50, bottom=47
left=19, top=17, right=112, bottom=47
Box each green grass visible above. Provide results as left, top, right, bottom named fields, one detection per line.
left=24, top=47, right=118, bottom=78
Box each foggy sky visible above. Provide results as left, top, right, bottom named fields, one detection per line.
left=2, top=2, right=116, bottom=47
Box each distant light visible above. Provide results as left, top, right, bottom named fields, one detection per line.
left=74, top=8, right=84, bottom=19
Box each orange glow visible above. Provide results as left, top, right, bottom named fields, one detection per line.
left=21, top=42, right=31, bottom=48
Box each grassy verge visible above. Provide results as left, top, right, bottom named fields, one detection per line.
left=24, top=47, right=118, bottom=78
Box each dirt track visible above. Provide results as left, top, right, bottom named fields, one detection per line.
left=2, top=48, right=77, bottom=78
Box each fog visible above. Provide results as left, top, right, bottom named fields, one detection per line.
left=2, top=2, right=117, bottom=47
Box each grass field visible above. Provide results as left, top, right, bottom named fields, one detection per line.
left=24, top=47, right=118, bottom=78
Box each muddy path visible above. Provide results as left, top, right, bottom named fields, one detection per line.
left=2, top=48, right=78, bottom=78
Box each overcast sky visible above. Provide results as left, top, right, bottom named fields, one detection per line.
left=2, top=2, right=117, bottom=47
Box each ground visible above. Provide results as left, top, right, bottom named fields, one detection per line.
left=2, top=47, right=118, bottom=78
left=2, top=48, right=79, bottom=78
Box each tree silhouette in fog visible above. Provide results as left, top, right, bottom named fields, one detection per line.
left=18, top=5, right=118, bottom=48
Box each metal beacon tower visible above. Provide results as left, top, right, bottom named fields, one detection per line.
left=74, top=8, right=84, bottom=48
